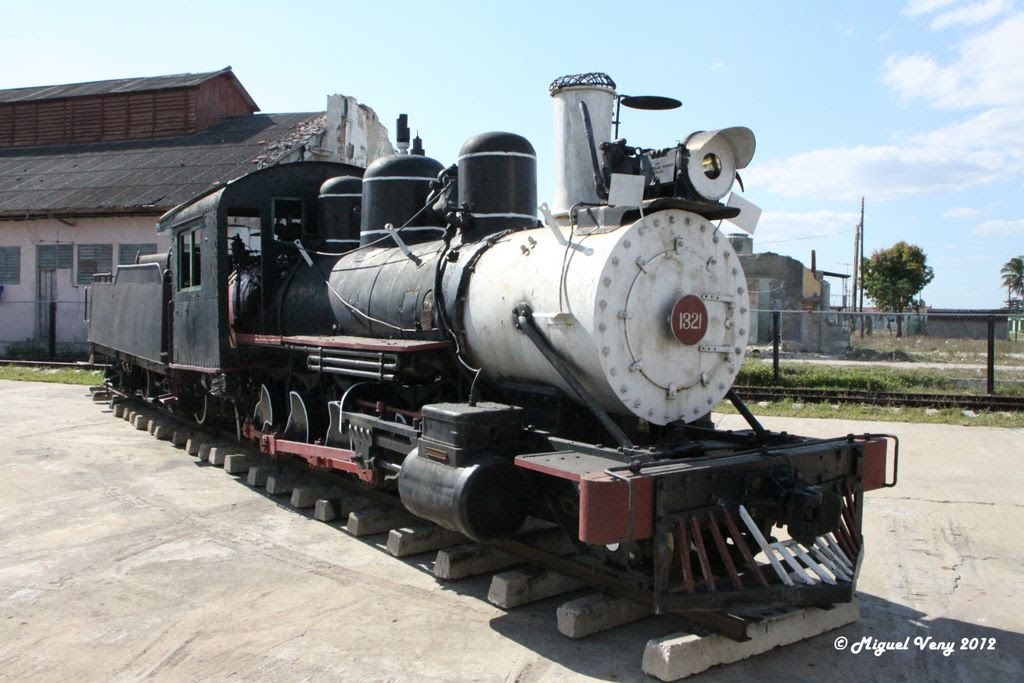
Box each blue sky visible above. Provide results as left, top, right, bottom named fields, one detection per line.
left=2, top=0, right=1021, bottom=309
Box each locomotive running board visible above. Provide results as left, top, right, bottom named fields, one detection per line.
left=236, top=332, right=451, bottom=353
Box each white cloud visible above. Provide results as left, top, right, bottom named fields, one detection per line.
left=735, top=10, right=1024, bottom=204
left=903, top=0, right=961, bottom=16
left=944, top=207, right=983, bottom=219
left=883, top=13, right=1024, bottom=108
left=745, top=107, right=1024, bottom=201
left=931, top=0, right=1011, bottom=29
left=972, top=218, right=1024, bottom=234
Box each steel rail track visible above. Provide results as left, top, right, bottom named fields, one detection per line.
left=734, top=385, right=1024, bottom=411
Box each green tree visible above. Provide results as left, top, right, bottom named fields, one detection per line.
left=1001, top=255, right=1024, bottom=310
left=861, top=241, right=934, bottom=336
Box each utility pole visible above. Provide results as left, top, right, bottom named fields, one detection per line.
left=851, top=217, right=859, bottom=311
left=858, top=197, right=865, bottom=313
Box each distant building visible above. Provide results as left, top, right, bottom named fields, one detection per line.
left=0, top=67, right=392, bottom=354
left=729, top=234, right=847, bottom=350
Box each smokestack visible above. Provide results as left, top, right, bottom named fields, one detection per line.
left=549, top=73, right=616, bottom=220
left=811, top=250, right=816, bottom=274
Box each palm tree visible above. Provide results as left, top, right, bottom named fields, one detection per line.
left=1002, top=256, right=1024, bottom=310
left=1003, top=258, right=1024, bottom=342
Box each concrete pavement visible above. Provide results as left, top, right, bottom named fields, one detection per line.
left=1, top=380, right=1021, bottom=681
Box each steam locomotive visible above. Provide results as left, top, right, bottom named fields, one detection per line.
left=88, top=73, right=893, bottom=626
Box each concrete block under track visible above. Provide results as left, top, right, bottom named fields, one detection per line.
left=246, top=465, right=271, bottom=488
left=310, top=493, right=371, bottom=521
left=386, top=525, right=466, bottom=558
left=313, top=499, right=338, bottom=522
left=312, top=495, right=373, bottom=523
left=265, top=474, right=295, bottom=496
left=344, top=507, right=418, bottom=537
left=641, top=601, right=861, bottom=681
left=434, top=529, right=572, bottom=581
left=487, top=567, right=584, bottom=609
left=223, top=454, right=254, bottom=475
left=151, top=422, right=172, bottom=441
left=433, top=543, right=518, bottom=580
left=290, top=485, right=340, bottom=509
left=556, top=593, right=652, bottom=639
left=207, top=445, right=237, bottom=468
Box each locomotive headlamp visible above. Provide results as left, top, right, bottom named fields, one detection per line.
left=683, top=126, right=755, bottom=201
left=701, top=152, right=723, bottom=180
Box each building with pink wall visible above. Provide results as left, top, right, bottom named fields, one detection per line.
left=0, top=68, right=390, bottom=355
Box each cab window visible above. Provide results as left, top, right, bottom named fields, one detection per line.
left=177, top=226, right=202, bottom=290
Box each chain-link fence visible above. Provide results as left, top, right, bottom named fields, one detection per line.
left=747, top=309, right=1024, bottom=395
left=0, top=300, right=89, bottom=358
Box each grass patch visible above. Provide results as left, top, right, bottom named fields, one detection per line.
left=731, top=358, right=1024, bottom=425
left=0, top=365, right=103, bottom=386
left=716, top=398, right=1024, bottom=428
left=738, top=360, right=959, bottom=392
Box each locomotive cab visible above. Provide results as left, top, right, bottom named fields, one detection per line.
left=156, top=161, right=363, bottom=370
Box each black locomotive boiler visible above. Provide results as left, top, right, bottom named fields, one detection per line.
left=88, top=73, right=894, bottom=626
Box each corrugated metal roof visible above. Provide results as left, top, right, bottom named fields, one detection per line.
left=0, top=67, right=242, bottom=104
left=0, top=112, right=325, bottom=216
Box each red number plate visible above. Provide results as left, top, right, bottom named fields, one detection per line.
left=670, top=295, right=709, bottom=345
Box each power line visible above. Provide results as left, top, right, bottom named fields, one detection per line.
left=755, top=228, right=854, bottom=245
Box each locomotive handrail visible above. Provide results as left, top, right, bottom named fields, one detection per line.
left=859, top=433, right=900, bottom=488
